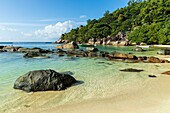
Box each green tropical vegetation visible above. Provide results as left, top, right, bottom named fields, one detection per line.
left=61, top=0, right=170, bottom=44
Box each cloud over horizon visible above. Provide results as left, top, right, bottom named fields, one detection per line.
left=34, top=20, right=76, bottom=40
left=0, top=20, right=86, bottom=42
left=0, top=25, right=17, bottom=32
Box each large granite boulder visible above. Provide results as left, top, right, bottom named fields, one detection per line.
left=13, top=69, right=77, bottom=92
left=56, top=42, right=79, bottom=49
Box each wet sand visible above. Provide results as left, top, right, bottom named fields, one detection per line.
left=13, top=75, right=170, bottom=113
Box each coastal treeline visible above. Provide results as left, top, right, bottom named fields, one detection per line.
left=60, top=0, right=170, bottom=44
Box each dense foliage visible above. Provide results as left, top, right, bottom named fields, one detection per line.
left=61, top=0, right=170, bottom=44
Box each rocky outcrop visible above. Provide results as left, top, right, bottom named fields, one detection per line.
left=13, top=69, right=77, bottom=92
left=87, top=32, right=129, bottom=46
left=56, top=42, right=79, bottom=49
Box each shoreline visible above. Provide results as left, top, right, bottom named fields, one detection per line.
left=13, top=75, right=170, bottom=113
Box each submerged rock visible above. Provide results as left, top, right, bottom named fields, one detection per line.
left=23, top=52, right=49, bottom=58
left=120, top=68, right=144, bottom=72
left=13, top=69, right=77, bottom=92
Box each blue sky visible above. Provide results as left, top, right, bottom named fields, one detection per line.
left=0, top=0, right=129, bottom=42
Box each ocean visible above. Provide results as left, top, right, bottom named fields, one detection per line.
left=0, top=42, right=167, bottom=113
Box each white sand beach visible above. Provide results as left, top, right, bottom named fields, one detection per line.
left=12, top=75, right=170, bottom=113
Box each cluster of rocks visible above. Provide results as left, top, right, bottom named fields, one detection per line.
left=55, top=46, right=169, bottom=63
left=0, top=46, right=52, bottom=58
left=88, top=32, right=130, bottom=46
left=0, top=46, right=51, bottom=53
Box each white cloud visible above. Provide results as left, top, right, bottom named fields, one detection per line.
left=34, top=20, right=76, bottom=39
left=0, top=23, right=45, bottom=27
left=80, top=15, right=87, bottom=19
left=0, top=25, right=17, bottom=32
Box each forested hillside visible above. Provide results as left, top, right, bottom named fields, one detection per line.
left=60, top=0, right=170, bottom=44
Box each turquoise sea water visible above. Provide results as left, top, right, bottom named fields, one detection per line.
left=0, top=42, right=168, bottom=112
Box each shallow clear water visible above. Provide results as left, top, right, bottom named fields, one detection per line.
left=0, top=42, right=168, bottom=112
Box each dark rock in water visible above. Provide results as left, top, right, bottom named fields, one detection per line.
left=13, top=69, right=77, bottom=92
left=148, top=75, right=157, bottom=78
left=162, top=71, right=170, bottom=75
left=0, top=46, right=4, bottom=49
left=23, top=52, right=49, bottom=58
left=120, top=68, right=144, bottom=72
